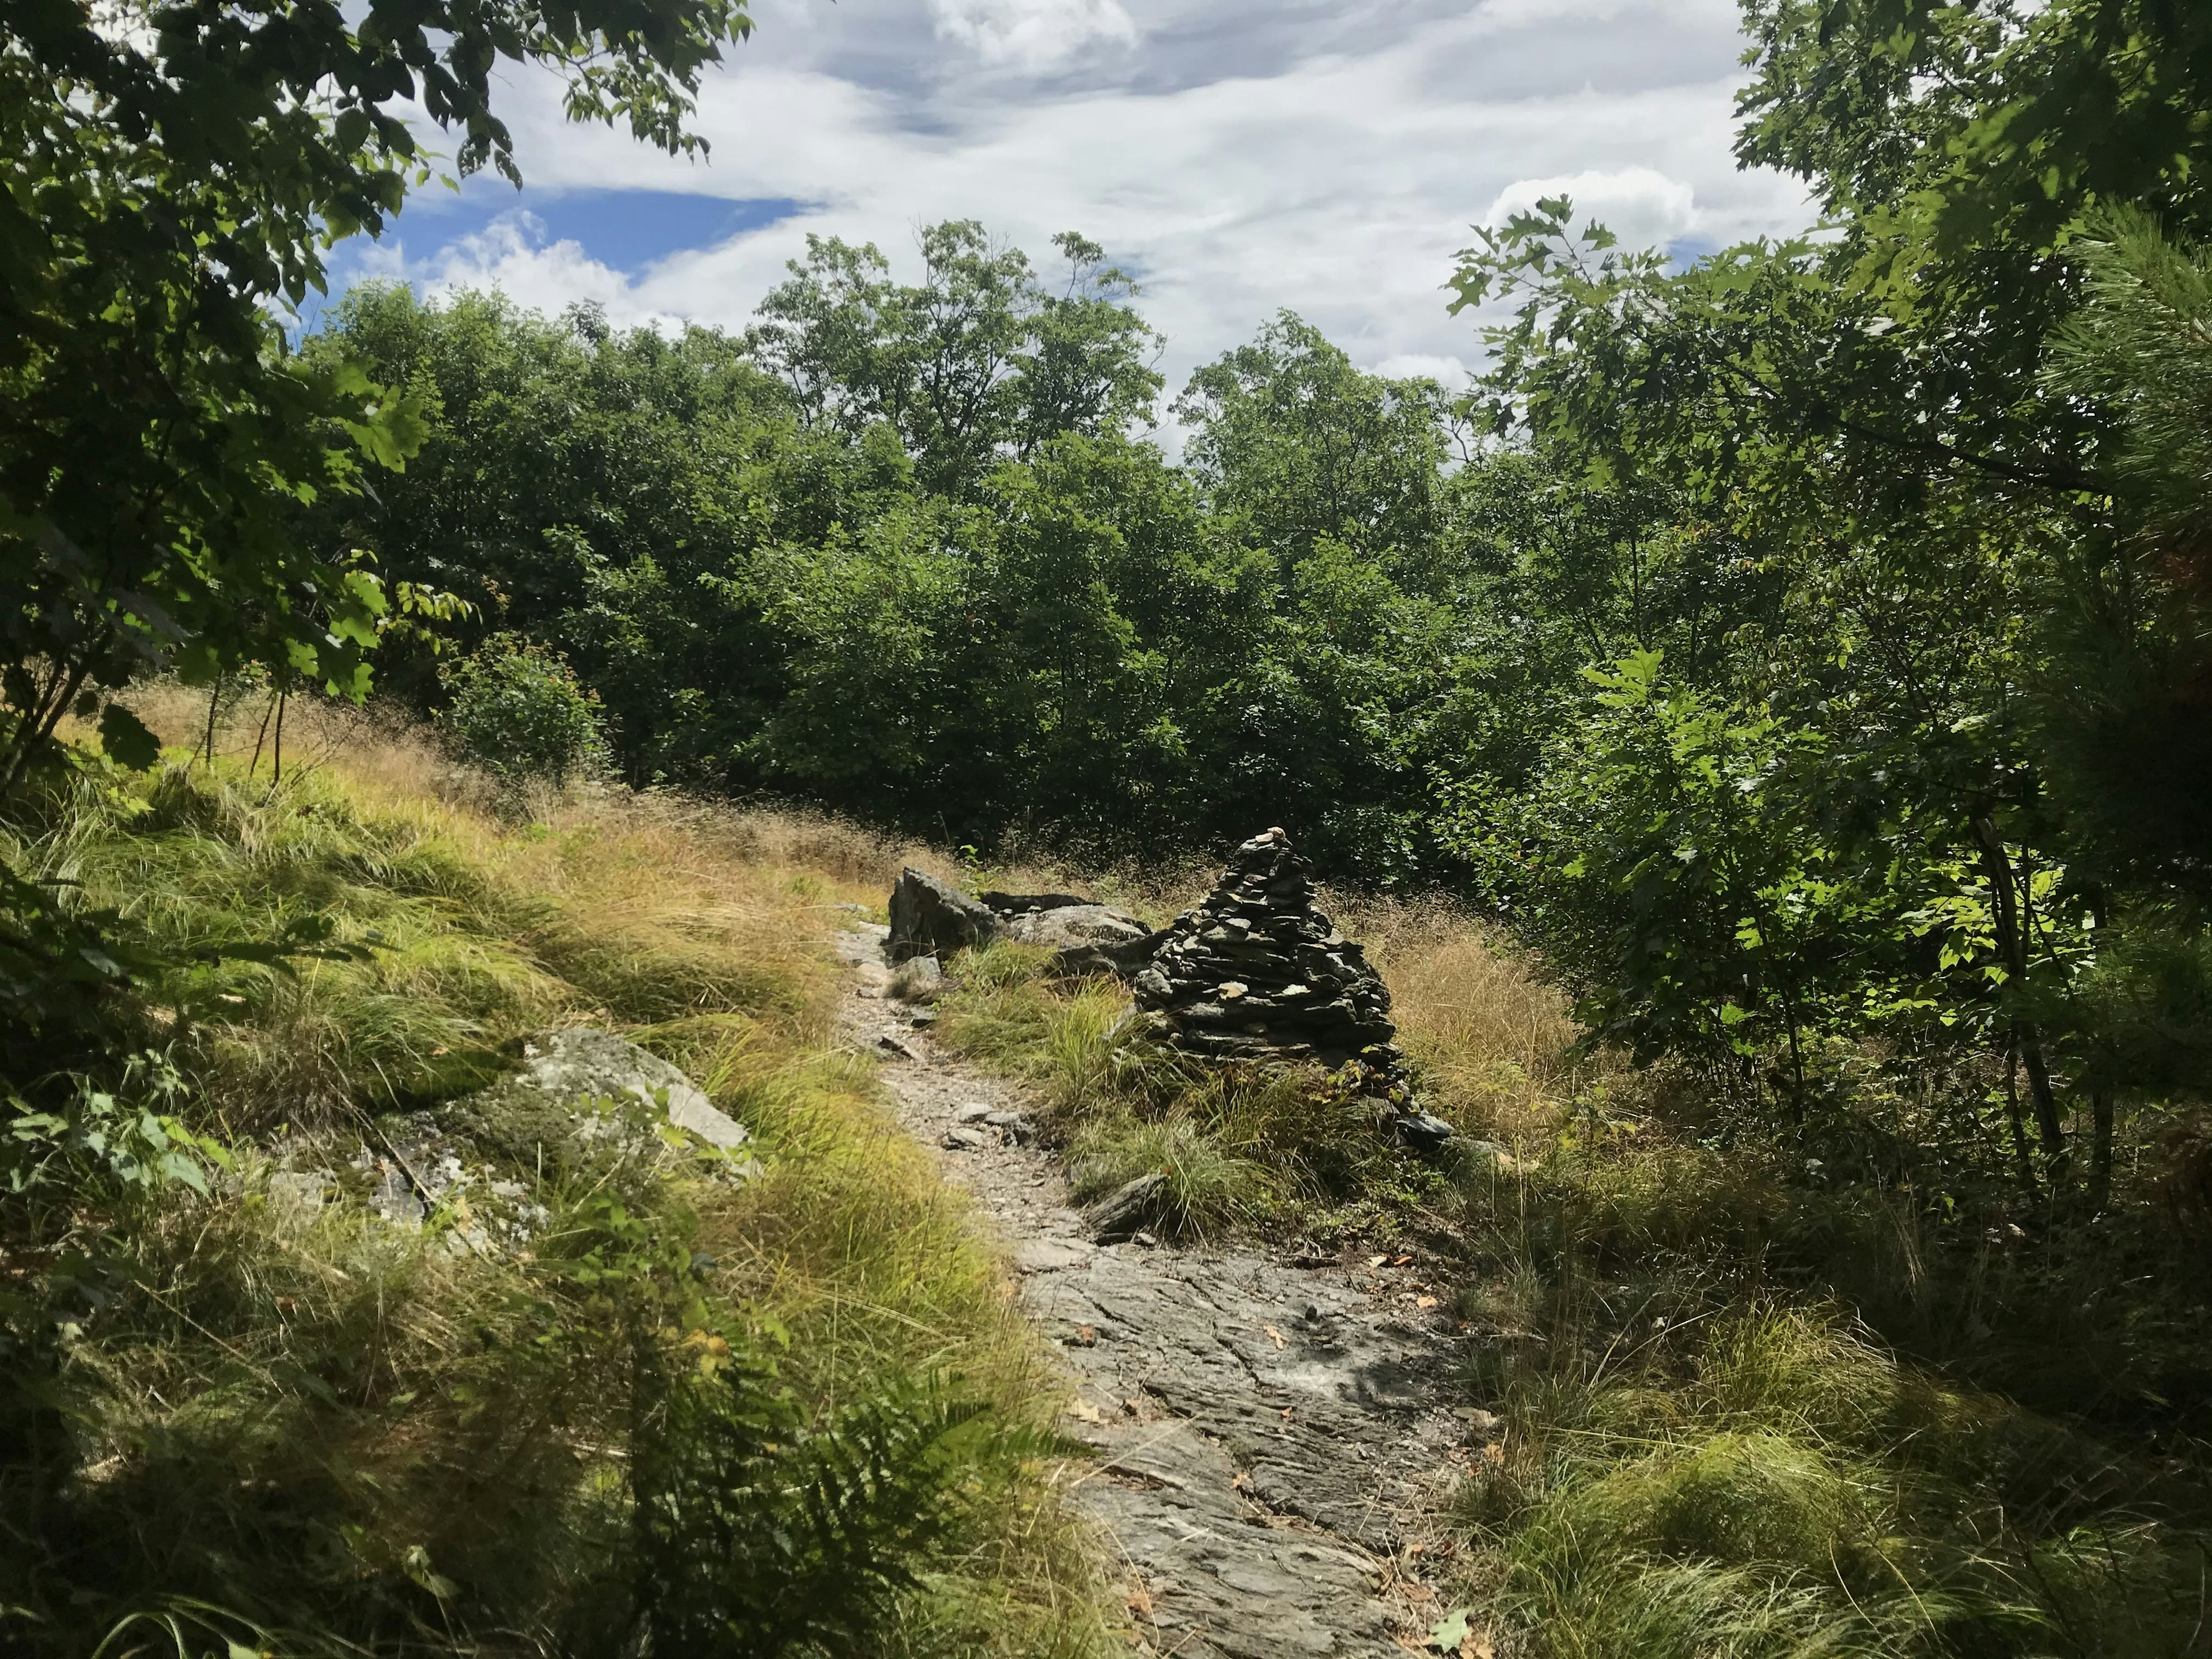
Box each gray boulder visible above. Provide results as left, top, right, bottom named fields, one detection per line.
left=474, top=1027, right=759, bottom=1169
left=995, top=900, right=1170, bottom=979
left=1086, top=1171, right=1169, bottom=1243
left=979, top=889, right=1094, bottom=912
left=999, top=902, right=1149, bottom=949
left=888, top=868, right=1003, bottom=962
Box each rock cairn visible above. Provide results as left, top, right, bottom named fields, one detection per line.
left=1131, top=828, right=1419, bottom=1108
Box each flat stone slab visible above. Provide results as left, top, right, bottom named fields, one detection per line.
left=832, top=930, right=1475, bottom=1657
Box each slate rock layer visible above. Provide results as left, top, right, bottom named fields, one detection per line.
left=1130, top=828, right=1416, bottom=1104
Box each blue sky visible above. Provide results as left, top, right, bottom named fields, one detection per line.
left=344, top=0, right=1815, bottom=396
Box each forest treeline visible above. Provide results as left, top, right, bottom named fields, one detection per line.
left=11, top=0, right=2212, bottom=1649
left=310, top=0, right=2212, bottom=1195
left=306, top=244, right=1488, bottom=884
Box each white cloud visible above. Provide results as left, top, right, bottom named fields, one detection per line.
left=1484, top=166, right=1699, bottom=249
left=1372, top=353, right=1475, bottom=386
left=359, top=1, right=1818, bottom=393
left=931, top=0, right=1138, bottom=69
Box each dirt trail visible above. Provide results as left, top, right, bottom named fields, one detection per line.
left=832, top=924, right=1478, bottom=1658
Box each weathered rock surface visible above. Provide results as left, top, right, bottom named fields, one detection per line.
left=830, top=919, right=1475, bottom=1657
left=279, top=1029, right=749, bottom=1253
left=988, top=891, right=1166, bottom=979
left=888, top=867, right=1003, bottom=961
left=475, top=1027, right=757, bottom=1159
left=1001, top=901, right=1149, bottom=950
left=1085, top=1171, right=1168, bottom=1242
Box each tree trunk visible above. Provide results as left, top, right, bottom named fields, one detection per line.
left=2003, top=1045, right=2038, bottom=1195
left=2089, top=1085, right=2115, bottom=1211
left=1972, top=815, right=2065, bottom=1169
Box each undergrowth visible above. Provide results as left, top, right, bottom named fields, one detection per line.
left=929, top=886, right=2212, bottom=1657
left=0, top=698, right=1111, bottom=1658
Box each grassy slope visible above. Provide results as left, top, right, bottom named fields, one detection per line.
left=1, top=700, right=1109, bottom=1658
left=930, top=889, right=2212, bottom=1658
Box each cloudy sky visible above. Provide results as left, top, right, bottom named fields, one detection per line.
left=334, top=0, right=1817, bottom=396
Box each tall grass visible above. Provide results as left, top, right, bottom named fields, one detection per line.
left=1341, top=896, right=2212, bottom=1659
left=932, top=873, right=2212, bottom=1657
left=1, top=695, right=1112, bottom=1658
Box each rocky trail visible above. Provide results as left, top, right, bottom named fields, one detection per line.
left=832, top=922, right=1486, bottom=1658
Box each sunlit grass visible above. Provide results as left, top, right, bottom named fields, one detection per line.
left=3, top=692, right=1113, bottom=1659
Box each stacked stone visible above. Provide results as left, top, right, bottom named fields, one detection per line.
left=1130, top=828, right=1414, bottom=1103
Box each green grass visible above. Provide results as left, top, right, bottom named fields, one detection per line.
left=0, top=714, right=1113, bottom=1659
left=25, top=710, right=2212, bottom=1659
left=930, top=897, right=2212, bottom=1658
left=931, top=940, right=1449, bottom=1241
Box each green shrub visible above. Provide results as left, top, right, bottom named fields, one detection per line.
left=440, top=634, right=607, bottom=785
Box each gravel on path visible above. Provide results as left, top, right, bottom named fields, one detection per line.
left=831, top=923, right=1484, bottom=1658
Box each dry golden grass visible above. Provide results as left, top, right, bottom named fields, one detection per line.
left=1324, top=889, right=1586, bottom=1141
left=45, top=685, right=1117, bottom=1658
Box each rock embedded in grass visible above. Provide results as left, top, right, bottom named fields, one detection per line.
left=888, top=866, right=1003, bottom=961
left=1086, top=1171, right=1169, bottom=1243
left=461, top=1028, right=763, bottom=1182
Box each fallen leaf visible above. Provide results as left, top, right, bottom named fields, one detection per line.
left=1280, top=1405, right=1294, bottom=1421
left=1066, top=1397, right=1104, bottom=1424
left=1231, top=1471, right=1248, bottom=1489
left=1073, top=1324, right=1097, bottom=1346
left=1402, top=1581, right=1436, bottom=1604
left=1368, top=1253, right=1389, bottom=1268
left=1416, top=1295, right=1438, bottom=1309
left=1428, top=1609, right=1472, bottom=1649
left=1392, top=1254, right=1413, bottom=1266
left=1263, top=1323, right=1287, bottom=1349
left=1465, top=1633, right=1496, bottom=1659
left=1404, top=1542, right=1425, bottom=1558
left=1123, top=1398, right=1141, bottom=1415
left=1126, top=1582, right=1154, bottom=1616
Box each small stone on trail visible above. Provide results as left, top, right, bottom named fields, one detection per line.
left=877, top=1035, right=919, bottom=1060
left=1134, top=1230, right=1160, bottom=1248
left=1085, top=1171, right=1168, bottom=1242
left=942, top=1125, right=994, bottom=1150
left=956, top=1103, right=996, bottom=1122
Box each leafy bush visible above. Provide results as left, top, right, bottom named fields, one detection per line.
left=440, top=633, right=607, bottom=786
